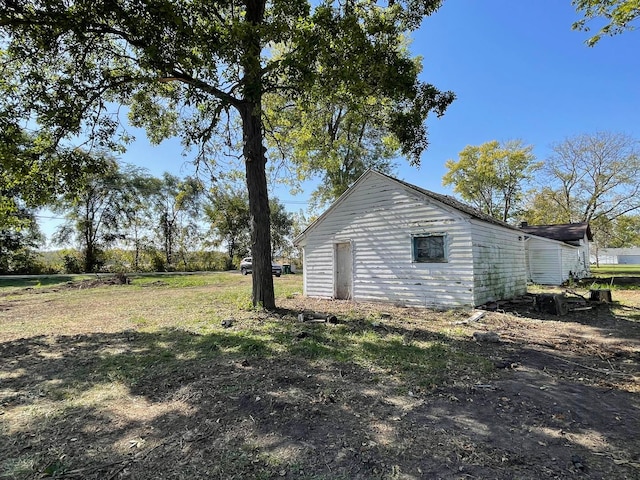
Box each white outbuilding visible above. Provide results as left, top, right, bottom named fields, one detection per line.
left=293, top=170, right=528, bottom=309
left=591, top=247, right=640, bottom=265
left=519, top=222, right=592, bottom=285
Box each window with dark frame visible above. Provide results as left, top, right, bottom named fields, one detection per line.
left=412, top=234, right=447, bottom=263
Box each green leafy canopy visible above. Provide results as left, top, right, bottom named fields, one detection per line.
left=572, top=0, right=640, bottom=46
left=443, top=140, right=541, bottom=223
left=1, top=0, right=453, bottom=307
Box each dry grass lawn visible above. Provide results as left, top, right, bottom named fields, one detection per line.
left=1, top=272, right=639, bottom=479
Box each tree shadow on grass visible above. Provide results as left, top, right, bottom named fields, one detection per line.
left=1, top=319, right=638, bottom=479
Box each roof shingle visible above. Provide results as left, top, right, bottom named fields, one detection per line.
left=519, top=222, right=593, bottom=242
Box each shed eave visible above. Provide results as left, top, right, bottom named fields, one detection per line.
left=292, top=170, right=380, bottom=247
left=526, top=234, right=579, bottom=248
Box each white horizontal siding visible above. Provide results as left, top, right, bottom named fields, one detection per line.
left=302, top=173, right=476, bottom=308
left=527, top=240, right=562, bottom=285
left=302, top=243, right=334, bottom=298
left=580, top=238, right=590, bottom=275
left=526, top=236, right=583, bottom=285
left=470, top=220, right=527, bottom=305
left=561, top=246, right=581, bottom=281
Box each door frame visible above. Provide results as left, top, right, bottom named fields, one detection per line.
left=333, top=241, right=353, bottom=300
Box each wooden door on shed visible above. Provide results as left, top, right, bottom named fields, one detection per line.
left=335, top=242, right=352, bottom=300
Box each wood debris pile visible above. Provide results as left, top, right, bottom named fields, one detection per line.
left=477, top=288, right=613, bottom=316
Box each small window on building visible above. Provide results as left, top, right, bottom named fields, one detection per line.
left=412, top=234, right=447, bottom=263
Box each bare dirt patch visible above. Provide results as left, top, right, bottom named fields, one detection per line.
left=0, top=280, right=638, bottom=479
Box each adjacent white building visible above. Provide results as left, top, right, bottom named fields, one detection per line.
left=591, top=248, right=640, bottom=265
left=294, top=170, right=528, bottom=308
left=519, top=222, right=592, bottom=285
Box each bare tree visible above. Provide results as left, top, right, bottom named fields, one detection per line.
left=541, top=132, right=640, bottom=224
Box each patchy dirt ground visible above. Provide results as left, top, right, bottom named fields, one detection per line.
left=1, top=281, right=639, bottom=479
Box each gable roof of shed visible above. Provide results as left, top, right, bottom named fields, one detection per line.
left=294, top=170, right=517, bottom=245
left=519, top=222, right=593, bottom=242
left=382, top=172, right=514, bottom=230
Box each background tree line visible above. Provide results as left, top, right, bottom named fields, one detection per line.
left=442, top=131, right=640, bottom=251
left=5, top=129, right=639, bottom=276
left=0, top=154, right=297, bottom=275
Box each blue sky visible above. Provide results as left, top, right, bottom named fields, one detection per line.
left=412, top=1, right=640, bottom=191
left=145, top=0, right=640, bottom=202
left=39, top=0, right=640, bottom=240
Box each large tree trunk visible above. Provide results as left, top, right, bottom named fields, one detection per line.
left=240, top=0, right=275, bottom=309
left=84, top=244, right=95, bottom=273
left=242, top=106, right=275, bottom=309
left=84, top=222, right=97, bottom=273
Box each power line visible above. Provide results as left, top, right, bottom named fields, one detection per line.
left=34, top=215, right=66, bottom=220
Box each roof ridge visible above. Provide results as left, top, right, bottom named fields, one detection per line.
left=375, top=170, right=517, bottom=230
